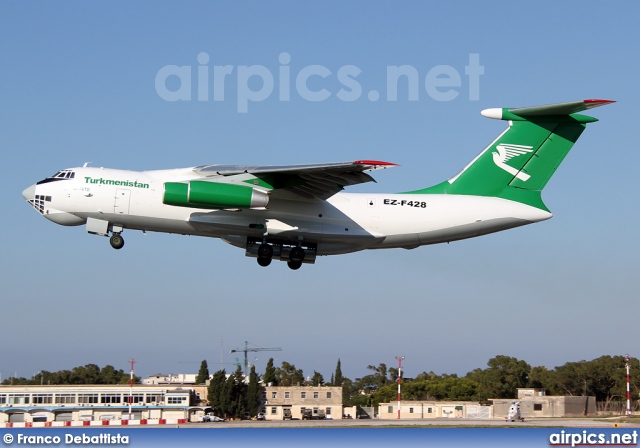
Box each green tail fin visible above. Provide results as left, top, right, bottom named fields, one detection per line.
left=410, top=99, right=614, bottom=210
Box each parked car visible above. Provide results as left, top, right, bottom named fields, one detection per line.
left=257, top=412, right=265, bottom=420
left=201, top=413, right=225, bottom=422
left=302, top=409, right=326, bottom=420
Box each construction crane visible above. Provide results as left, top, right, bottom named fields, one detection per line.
left=230, top=341, right=282, bottom=375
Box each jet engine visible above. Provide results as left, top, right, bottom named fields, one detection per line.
left=163, top=181, right=269, bottom=209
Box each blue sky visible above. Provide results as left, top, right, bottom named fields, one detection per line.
left=1, top=1, right=638, bottom=383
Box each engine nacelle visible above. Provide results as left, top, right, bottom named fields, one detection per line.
left=163, top=181, right=269, bottom=209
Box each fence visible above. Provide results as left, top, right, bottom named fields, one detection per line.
left=596, top=401, right=640, bottom=414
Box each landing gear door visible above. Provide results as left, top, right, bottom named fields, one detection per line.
left=114, top=189, right=131, bottom=215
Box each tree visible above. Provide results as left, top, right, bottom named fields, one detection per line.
left=547, top=355, right=640, bottom=411
left=98, top=365, right=118, bottom=384
left=311, top=371, right=324, bottom=386
left=246, top=365, right=260, bottom=417
left=71, top=364, right=101, bottom=384
left=263, top=358, right=277, bottom=386
left=467, top=355, right=530, bottom=401
left=1, top=364, right=139, bottom=386
left=334, top=359, right=344, bottom=387
left=230, top=365, right=247, bottom=419
left=354, top=374, right=378, bottom=393
left=367, top=363, right=389, bottom=389
left=354, top=363, right=389, bottom=394
left=220, top=373, right=235, bottom=418
left=275, top=361, right=304, bottom=386
left=196, top=360, right=209, bottom=384
left=369, top=373, right=479, bottom=406
left=342, top=377, right=369, bottom=407
left=207, top=369, right=226, bottom=414
left=548, top=360, right=589, bottom=397
left=389, top=367, right=399, bottom=383
left=528, top=366, right=552, bottom=389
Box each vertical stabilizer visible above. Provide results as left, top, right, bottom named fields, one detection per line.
left=409, top=99, right=614, bottom=210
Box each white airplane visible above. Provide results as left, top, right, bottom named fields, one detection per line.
left=22, top=99, right=613, bottom=270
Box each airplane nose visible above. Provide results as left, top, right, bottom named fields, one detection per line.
left=22, top=184, right=36, bottom=201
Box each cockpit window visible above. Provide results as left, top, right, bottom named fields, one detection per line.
left=51, top=170, right=75, bottom=179
left=39, top=169, right=75, bottom=185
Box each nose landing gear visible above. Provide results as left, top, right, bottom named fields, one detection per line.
left=109, top=232, right=124, bottom=250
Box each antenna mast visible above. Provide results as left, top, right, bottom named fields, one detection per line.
left=128, top=358, right=136, bottom=421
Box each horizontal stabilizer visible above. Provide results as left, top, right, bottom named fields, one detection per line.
left=481, top=99, right=615, bottom=121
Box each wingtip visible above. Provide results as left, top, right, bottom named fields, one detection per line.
left=584, top=99, right=616, bottom=108
left=354, top=159, right=398, bottom=167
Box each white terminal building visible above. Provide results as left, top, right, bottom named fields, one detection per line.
left=0, top=384, right=195, bottom=425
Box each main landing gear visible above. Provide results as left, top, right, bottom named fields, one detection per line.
left=287, top=246, right=305, bottom=270
left=247, top=238, right=317, bottom=269
left=257, top=243, right=273, bottom=267
left=256, top=242, right=306, bottom=270
left=258, top=243, right=274, bottom=259
left=109, top=232, right=124, bottom=250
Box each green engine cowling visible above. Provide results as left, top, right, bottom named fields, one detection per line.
left=163, top=181, right=269, bottom=209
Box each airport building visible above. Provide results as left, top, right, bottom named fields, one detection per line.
left=378, top=400, right=492, bottom=419
left=142, top=374, right=198, bottom=385
left=492, top=388, right=596, bottom=418
left=0, top=383, right=344, bottom=425
left=261, top=386, right=343, bottom=420
left=0, top=385, right=195, bottom=426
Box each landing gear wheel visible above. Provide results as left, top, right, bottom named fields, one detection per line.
left=257, top=243, right=273, bottom=259
left=257, top=257, right=272, bottom=267
left=287, top=261, right=302, bottom=270
left=289, top=246, right=305, bottom=263
left=110, top=233, right=124, bottom=250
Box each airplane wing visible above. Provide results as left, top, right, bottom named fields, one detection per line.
left=193, top=160, right=397, bottom=200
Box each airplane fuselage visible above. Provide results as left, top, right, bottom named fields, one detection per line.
left=23, top=166, right=552, bottom=260
left=22, top=100, right=613, bottom=269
